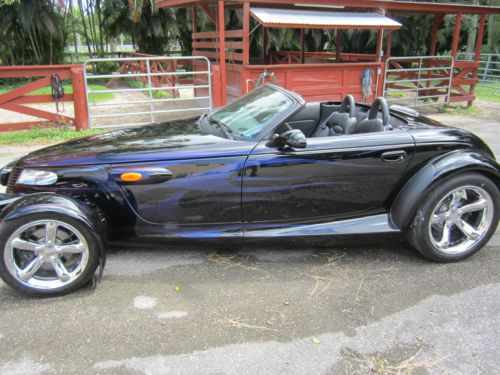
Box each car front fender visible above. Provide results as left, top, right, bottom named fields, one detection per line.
left=390, top=150, right=499, bottom=229
left=0, top=192, right=107, bottom=274
left=0, top=194, right=22, bottom=213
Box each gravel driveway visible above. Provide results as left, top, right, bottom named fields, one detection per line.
left=0, top=103, right=499, bottom=374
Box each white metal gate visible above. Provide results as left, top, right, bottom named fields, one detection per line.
left=383, top=56, right=454, bottom=108
left=457, top=52, right=500, bottom=98
left=83, top=56, right=212, bottom=129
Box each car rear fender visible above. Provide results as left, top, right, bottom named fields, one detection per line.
left=390, top=150, right=500, bottom=229
left=0, top=192, right=107, bottom=276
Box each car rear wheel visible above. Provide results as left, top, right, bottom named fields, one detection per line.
left=407, top=173, right=499, bottom=262
left=0, top=213, right=100, bottom=296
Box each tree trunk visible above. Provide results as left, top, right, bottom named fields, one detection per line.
left=78, top=0, right=94, bottom=59
left=465, top=0, right=479, bottom=57
left=487, top=14, right=497, bottom=53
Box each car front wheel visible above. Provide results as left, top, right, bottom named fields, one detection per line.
left=407, top=173, right=499, bottom=262
left=0, top=213, right=100, bottom=296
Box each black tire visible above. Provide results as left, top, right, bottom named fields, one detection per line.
left=0, top=212, right=100, bottom=296
left=407, top=172, right=499, bottom=262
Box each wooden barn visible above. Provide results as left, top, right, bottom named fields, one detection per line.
left=156, top=0, right=500, bottom=107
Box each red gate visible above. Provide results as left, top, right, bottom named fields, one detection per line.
left=0, top=65, right=88, bottom=132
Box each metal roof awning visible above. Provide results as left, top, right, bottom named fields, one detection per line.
left=250, top=8, right=403, bottom=30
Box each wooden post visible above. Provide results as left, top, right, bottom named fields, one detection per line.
left=335, top=29, right=342, bottom=61
left=211, top=64, right=222, bottom=107
left=218, top=0, right=227, bottom=105
left=469, top=14, right=487, bottom=107
left=474, top=14, right=487, bottom=61
left=386, top=30, right=393, bottom=59
left=429, top=14, right=444, bottom=55
left=451, top=13, right=462, bottom=59
left=262, top=27, right=267, bottom=63
left=300, top=29, right=305, bottom=64
left=70, top=67, right=89, bottom=131
left=376, top=29, right=384, bottom=62
left=243, top=2, right=250, bottom=65
left=192, top=6, right=198, bottom=34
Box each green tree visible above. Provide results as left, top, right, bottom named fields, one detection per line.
left=103, top=0, right=184, bottom=55
left=0, top=0, right=68, bottom=65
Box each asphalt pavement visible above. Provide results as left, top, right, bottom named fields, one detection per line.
left=0, top=102, right=499, bottom=374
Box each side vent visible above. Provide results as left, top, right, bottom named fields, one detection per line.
left=6, top=167, right=22, bottom=193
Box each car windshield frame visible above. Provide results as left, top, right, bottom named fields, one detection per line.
left=206, top=84, right=304, bottom=141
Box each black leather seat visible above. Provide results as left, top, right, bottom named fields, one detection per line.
left=354, top=97, right=390, bottom=134
left=312, top=95, right=357, bottom=137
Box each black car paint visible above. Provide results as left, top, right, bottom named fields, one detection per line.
left=0, top=90, right=498, bottom=246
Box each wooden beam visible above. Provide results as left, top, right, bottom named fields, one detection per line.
left=193, top=30, right=244, bottom=39
left=451, top=13, right=462, bottom=59
left=335, top=29, right=342, bottom=61
left=475, top=14, right=487, bottom=61
left=218, top=0, right=227, bottom=105
left=243, top=2, right=250, bottom=64
left=376, top=29, right=384, bottom=62
left=429, top=14, right=444, bottom=55
left=0, top=121, right=65, bottom=133
left=262, top=27, right=267, bottom=62
left=157, top=0, right=500, bottom=15
left=385, top=30, right=393, bottom=58
left=200, top=3, right=216, bottom=23
left=71, top=67, right=89, bottom=130
left=300, top=29, right=305, bottom=64
left=192, top=5, right=198, bottom=34
left=193, top=41, right=244, bottom=49
left=3, top=103, right=74, bottom=124
left=468, top=14, right=487, bottom=107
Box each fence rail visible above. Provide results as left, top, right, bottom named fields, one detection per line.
left=83, top=55, right=212, bottom=129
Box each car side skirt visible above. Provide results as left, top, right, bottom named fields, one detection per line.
left=243, top=214, right=399, bottom=237
left=131, top=213, right=399, bottom=241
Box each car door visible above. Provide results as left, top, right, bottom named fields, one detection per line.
left=241, top=131, right=415, bottom=228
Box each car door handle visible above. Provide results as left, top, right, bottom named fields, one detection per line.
left=381, top=150, right=407, bottom=162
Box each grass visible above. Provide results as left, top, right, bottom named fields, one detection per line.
left=125, top=79, right=173, bottom=99
left=438, top=104, right=485, bottom=116
left=0, top=82, right=113, bottom=103
left=475, top=83, right=500, bottom=103
left=0, top=126, right=105, bottom=145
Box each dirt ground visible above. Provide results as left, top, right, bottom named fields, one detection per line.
left=0, top=101, right=499, bottom=374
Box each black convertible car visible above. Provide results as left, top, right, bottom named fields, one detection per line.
left=0, top=84, right=498, bottom=296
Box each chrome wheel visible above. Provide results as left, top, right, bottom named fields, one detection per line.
left=428, top=186, right=494, bottom=255
left=3, top=219, right=89, bottom=290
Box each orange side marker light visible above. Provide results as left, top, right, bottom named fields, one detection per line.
left=120, top=172, right=142, bottom=182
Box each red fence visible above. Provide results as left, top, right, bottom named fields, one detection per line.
left=269, top=51, right=380, bottom=65
left=224, top=61, right=384, bottom=104
left=116, top=52, right=181, bottom=96
left=0, top=65, right=88, bottom=132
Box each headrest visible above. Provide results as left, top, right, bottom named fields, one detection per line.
left=355, top=118, right=384, bottom=133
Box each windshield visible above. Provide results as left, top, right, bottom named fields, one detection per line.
left=207, top=85, right=295, bottom=139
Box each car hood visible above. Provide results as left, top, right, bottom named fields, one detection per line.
left=17, top=118, right=256, bottom=168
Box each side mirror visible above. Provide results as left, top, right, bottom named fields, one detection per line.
left=266, top=129, right=307, bottom=150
